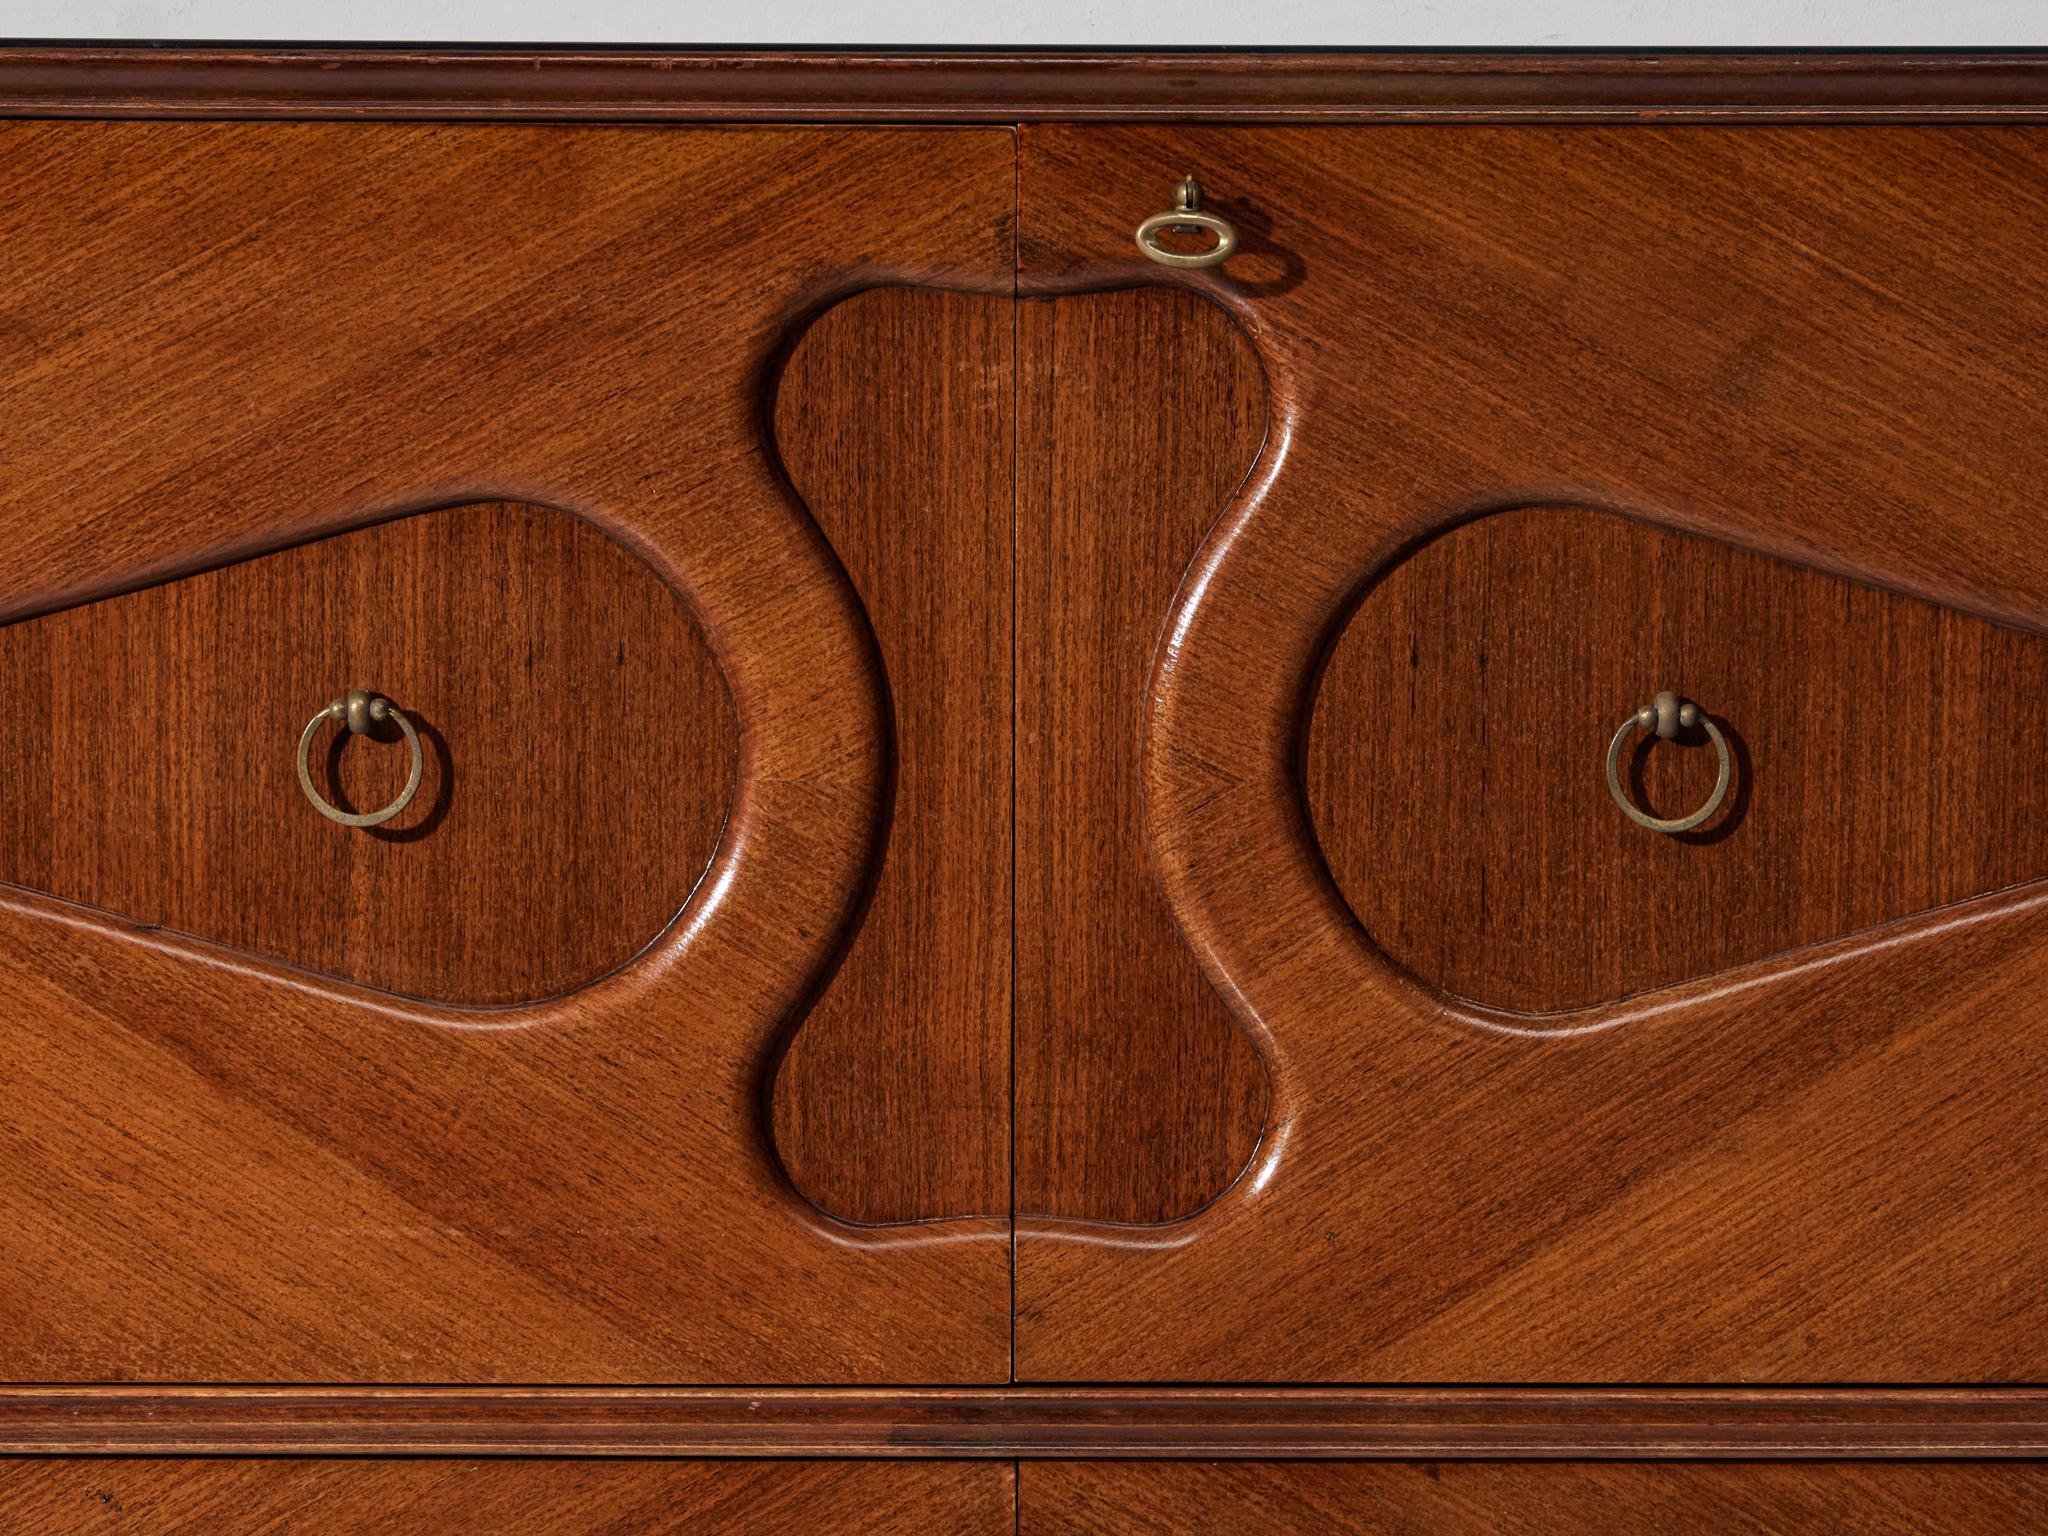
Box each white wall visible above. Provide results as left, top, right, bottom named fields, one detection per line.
left=7, top=0, right=2046, bottom=47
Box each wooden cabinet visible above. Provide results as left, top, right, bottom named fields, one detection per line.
left=3, top=46, right=2048, bottom=1532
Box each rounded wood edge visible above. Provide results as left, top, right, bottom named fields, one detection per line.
left=7, top=50, right=2048, bottom=122
left=0, top=493, right=740, bottom=1018
left=0, top=490, right=752, bottom=1033
left=5, top=1386, right=2048, bottom=1459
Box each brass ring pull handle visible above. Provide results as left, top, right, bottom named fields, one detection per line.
left=1605, top=690, right=1732, bottom=835
left=297, top=687, right=424, bottom=829
left=1135, top=174, right=1238, bottom=270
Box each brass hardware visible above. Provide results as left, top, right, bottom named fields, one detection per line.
left=297, top=687, right=424, bottom=829
left=1135, top=174, right=1239, bottom=270
left=1605, top=690, right=1732, bottom=835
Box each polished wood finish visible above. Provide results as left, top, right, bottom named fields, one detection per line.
left=10, top=52, right=2048, bottom=1505
left=1, top=1458, right=1011, bottom=1535
left=1307, top=504, right=2048, bottom=1013
left=769, top=289, right=1011, bottom=1223
left=1017, top=124, right=2048, bottom=1381
left=1015, top=287, right=1266, bottom=1222
left=11, top=50, right=2048, bottom=123
left=0, top=500, right=733, bottom=1006
left=0, top=119, right=1012, bottom=1382
left=1021, top=1461, right=2048, bottom=1534
left=9, top=1386, right=2048, bottom=1459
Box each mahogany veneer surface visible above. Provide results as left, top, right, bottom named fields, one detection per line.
left=1307, top=504, right=2048, bottom=1014
left=0, top=500, right=733, bottom=1006
left=1020, top=1461, right=2048, bottom=1535
left=1015, top=123, right=2048, bottom=1382
left=2, top=1457, right=1012, bottom=1535
left=1015, top=286, right=1268, bottom=1223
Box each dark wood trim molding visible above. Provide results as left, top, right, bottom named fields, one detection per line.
left=5, top=49, right=2048, bottom=123
left=5, top=1387, right=2048, bottom=1459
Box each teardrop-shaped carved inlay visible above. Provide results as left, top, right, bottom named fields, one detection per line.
left=1307, top=504, right=2048, bottom=1015
left=0, top=500, right=736, bottom=1006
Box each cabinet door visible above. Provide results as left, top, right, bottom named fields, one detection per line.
left=1016, top=124, right=2048, bottom=1381
left=0, top=122, right=1012, bottom=1382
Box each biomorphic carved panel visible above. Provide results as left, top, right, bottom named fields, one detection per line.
left=1014, top=287, right=1269, bottom=1225
left=767, top=286, right=1014, bottom=1225
left=1305, top=505, right=2048, bottom=1016
left=0, top=500, right=736, bottom=1006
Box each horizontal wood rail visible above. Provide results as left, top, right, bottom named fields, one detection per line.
left=6, top=50, right=2048, bottom=123
left=5, top=1387, right=2048, bottom=1459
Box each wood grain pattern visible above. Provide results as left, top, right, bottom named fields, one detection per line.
left=0, top=119, right=1013, bottom=1382
left=10, top=1385, right=2048, bottom=1458
left=768, top=288, right=1011, bottom=1223
left=1021, top=1461, right=2048, bottom=1535
left=0, top=500, right=733, bottom=1006
left=10, top=50, right=2048, bottom=123
left=0, top=1457, right=1012, bottom=1535
left=1015, top=287, right=1268, bottom=1223
left=1017, top=124, right=2048, bottom=1381
left=11, top=58, right=2048, bottom=1486
left=1306, top=504, right=2048, bottom=1013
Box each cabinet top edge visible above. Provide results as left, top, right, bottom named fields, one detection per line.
left=8, top=48, right=2048, bottom=122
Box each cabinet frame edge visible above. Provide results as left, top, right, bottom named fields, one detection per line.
left=6, top=49, right=2048, bottom=122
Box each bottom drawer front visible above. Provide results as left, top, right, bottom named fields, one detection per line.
left=1022, top=1461, right=2048, bottom=1535
left=4, top=1458, right=1012, bottom=1535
